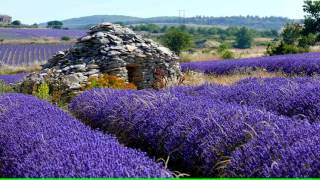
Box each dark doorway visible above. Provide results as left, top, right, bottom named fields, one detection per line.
left=126, top=65, right=142, bottom=87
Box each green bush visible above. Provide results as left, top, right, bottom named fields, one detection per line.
left=266, top=41, right=309, bottom=56
left=0, top=81, right=14, bottom=93
left=221, top=50, right=235, bottom=59
left=161, top=28, right=193, bottom=55
left=61, top=36, right=71, bottom=41
left=234, top=27, right=254, bottom=49
left=217, top=44, right=229, bottom=54
left=34, top=82, right=51, bottom=101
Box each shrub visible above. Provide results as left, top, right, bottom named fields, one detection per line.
left=82, top=74, right=137, bottom=91
left=221, top=50, right=235, bottom=59
left=34, top=82, right=51, bottom=101
left=234, top=27, right=253, bottom=49
left=217, top=44, right=229, bottom=54
left=161, top=28, right=193, bottom=55
left=61, top=36, right=71, bottom=41
left=0, top=93, right=172, bottom=178
left=0, top=81, right=14, bottom=93
left=216, top=44, right=235, bottom=59
left=18, top=78, right=70, bottom=106
left=267, top=41, right=309, bottom=56
left=11, top=20, right=22, bottom=26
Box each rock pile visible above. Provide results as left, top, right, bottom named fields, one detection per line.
left=23, top=23, right=182, bottom=92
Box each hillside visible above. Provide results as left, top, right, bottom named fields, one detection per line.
left=41, top=15, right=301, bottom=30
left=39, top=15, right=143, bottom=29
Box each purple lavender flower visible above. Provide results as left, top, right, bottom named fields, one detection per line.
left=0, top=73, right=28, bottom=84
left=181, top=52, right=320, bottom=75
left=0, top=93, right=172, bottom=178
left=70, top=86, right=320, bottom=177
left=0, top=28, right=85, bottom=39
left=0, top=44, right=72, bottom=66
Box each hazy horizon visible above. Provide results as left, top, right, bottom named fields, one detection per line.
left=0, top=0, right=304, bottom=24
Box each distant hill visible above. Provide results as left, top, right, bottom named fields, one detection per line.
left=39, top=15, right=143, bottom=29
left=41, top=15, right=301, bottom=30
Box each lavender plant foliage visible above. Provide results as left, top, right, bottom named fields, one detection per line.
left=226, top=120, right=320, bottom=177
left=201, top=77, right=320, bottom=123
left=181, top=52, right=320, bottom=75
left=0, top=44, right=72, bottom=66
left=0, top=28, right=85, bottom=39
left=0, top=93, right=172, bottom=178
left=0, top=73, right=28, bottom=84
left=70, top=87, right=317, bottom=177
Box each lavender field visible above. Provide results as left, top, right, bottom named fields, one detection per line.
left=0, top=44, right=72, bottom=66
left=182, top=52, right=320, bottom=76
left=0, top=93, right=172, bottom=178
left=0, top=28, right=85, bottom=39
left=70, top=77, right=320, bottom=177
left=2, top=50, right=320, bottom=177
left=0, top=73, right=29, bottom=84
left=2, top=75, right=320, bottom=177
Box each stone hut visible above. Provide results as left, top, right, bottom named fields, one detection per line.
left=24, top=23, right=182, bottom=92
left=0, top=15, right=12, bottom=24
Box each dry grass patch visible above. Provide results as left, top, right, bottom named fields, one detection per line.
left=182, top=69, right=287, bottom=86
left=0, top=64, right=41, bottom=75
left=180, top=51, right=221, bottom=62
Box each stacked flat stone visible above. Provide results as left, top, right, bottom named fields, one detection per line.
left=24, top=23, right=182, bottom=91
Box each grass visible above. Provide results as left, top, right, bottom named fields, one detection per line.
left=182, top=69, right=287, bottom=86
left=180, top=46, right=267, bottom=62
left=0, top=64, right=41, bottom=75
left=180, top=51, right=221, bottom=62
left=0, top=81, right=14, bottom=93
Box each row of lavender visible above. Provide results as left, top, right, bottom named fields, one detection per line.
left=0, top=28, right=85, bottom=39
left=181, top=52, right=320, bottom=75
left=0, top=73, right=28, bottom=84
left=70, top=77, right=320, bottom=177
left=0, top=93, right=171, bottom=178
left=0, top=44, right=72, bottom=66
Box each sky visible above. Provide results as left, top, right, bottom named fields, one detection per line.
left=0, top=0, right=305, bottom=24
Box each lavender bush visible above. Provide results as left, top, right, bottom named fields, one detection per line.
left=226, top=121, right=320, bottom=177
left=184, top=77, right=320, bottom=123
left=181, top=52, right=320, bottom=75
left=0, top=44, right=72, bottom=66
left=0, top=28, right=85, bottom=39
left=0, top=93, right=172, bottom=178
left=70, top=87, right=320, bottom=177
left=0, top=73, right=28, bottom=84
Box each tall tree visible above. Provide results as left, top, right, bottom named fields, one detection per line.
left=11, top=20, right=21, bottom=26
left=281, top=23, right=303, bottom=45
left=161, top=28, right=192, bottom=55
left=234, top=27, right=253, bottom=49
left=47, top=21, right=63, bottom=29
left=303, top=0, right=320, bottom=34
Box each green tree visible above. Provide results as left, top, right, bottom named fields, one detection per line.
left=266, top=41, right=309, bottom=55
left=161, top=28, right=192, bottom=55
left=303, top=0, right=320, bottom=34
left=234, top=27, right=253, bottom=49
left=61, top=36, right=71, bottom=41
left=281, top=24, right=303, bottom=45
left=47, top=21, right=63, bottom=29
left=11, top=20, right=21, bottom=26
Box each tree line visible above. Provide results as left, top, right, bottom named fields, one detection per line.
left=267, top=0, right=320, bottom=55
